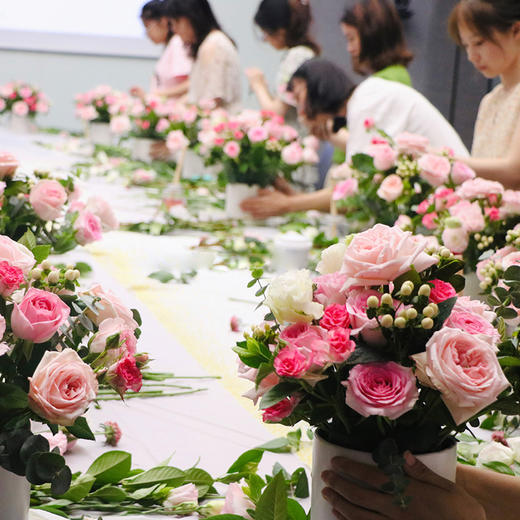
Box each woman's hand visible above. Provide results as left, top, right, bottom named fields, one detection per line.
left=321, top=452, right=486, bottom=520
left=149, top=141, right=171, bottom=161
left=130, top=86, right=146, bottom=99
left=240, top=188, right=291, bottom=219
left=245, top=67, right=267, bottom=89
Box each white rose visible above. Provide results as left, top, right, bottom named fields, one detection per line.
left=506, top=436, right=520, bottom=462
left=163, top=483, right=198, bottom=509
left=317, top=242, right=347, bottom=274
left=476, top=442, right=514, bottom=467
left=265, top=269, right=324, bottom=323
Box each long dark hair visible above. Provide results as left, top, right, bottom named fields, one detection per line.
left=141, top=0, right=174, bottom=42
left=449, top=0, right=520, bottom=46
left=254, top=0, right=321, bottom=54
left=342, top=0, right=413, bottom=73
left=165, top=0, right=234, bottom=57
left=288, top=58, right=356, bottom=119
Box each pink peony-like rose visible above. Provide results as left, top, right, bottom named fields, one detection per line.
left=42, top=431, right=69, bottom=455
left=343, top=362, right=419, bottom=420
left=367, top=143, right=397, bottom=171
left=457, top=178, right=504, bottom=200
left=454, top=296, right=496, bottom=323
left=0, top=151, right=19, bottom=178
left=281, top=142, right=304, bottom=165
left=500, top=190, right=520, bottom=218
left=279, top=324, right=330, bottom=366
left=221, top=483, right=253, bottom=519
left=223, top=141, right=241, bottom=159
left=395, top=132, right=429, bottom=156
left=417, top=154, right=451, bottom=187
left=28, top=349, right=98, bottom=426
left=422, top=212, right=438, bottom=230
left=451, top=161, right=476, bottom=184
left=90, top=317, right=137, bottom=362
left=85, top=196, right=118, bottom=231
left=346, top=288, right=385, bottom=345
left=85, top=284, right=138, bottom=329
left=155, top=118, right=170, bottom=133
left=395, top=214, right=412, bottom=230
left=164, top=483, right=198, bottom=509
left=449, top=200, right=485, bottom=232
left=501, top=251, right=520, bottom=271
left=74, top=211, right=103, bottom=245
left=0, top=235, right=35, bottom=274
left=328, top=328, right=356, bottom=362
left=377, top=174, right=403, bottom=202
left=106, top=355, right=142, bottom=396
left=340, top=224, right=438, bottom=289
left=12, top=288, right=70, bottom=343
left=332, top=178, right=358, bottom=201
left=247, top=126, right=268, bottom=143
left=12, top=101, right=29, bottom=116
left=314, top=273, right=348, bottom=307
left=412, top=328, right=509, bottom=424
left=442, top=226, right=469, bottom=254
left=320, top=304, right=350, bottom=330
left=29, top=180, right=67, bottom=221
left=262, top=396, right=299, bottom=422
left=445, top=310, right=500, bottom=344
left=109, top=115, right=131, bottom=135
left=0, top=261, right=24, bottom=297
left=166, top=130, right=189, bottom=152
left=274, top=346, right=311, bottom=377
left=429, top=279, right=457, bottom=303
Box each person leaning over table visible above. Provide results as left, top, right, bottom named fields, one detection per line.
left=449, top=0, right=520, bottom=189
left=240, top=58, right=468, bottom=220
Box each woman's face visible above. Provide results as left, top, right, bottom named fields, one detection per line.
left=171, top=16, right=196, bottom=45
left=341, top=23, right=362, bottom=69
left=143, top=17, right=170, bottom=44
left=262, top=28, right=287, bottom=50
left=458, top=21, right=520, bottom=79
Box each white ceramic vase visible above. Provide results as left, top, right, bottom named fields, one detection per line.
left=88, top=122, right=113, bottom=146
left=9, top=114, right=36, bottom=134
left=131, top=137, right=157, bottom=162
left=224, top=183, right=259, bottom=219
left=311, top=433, right=457, bottom=520
left=0, top=466, right=30, bottom=520
left=272, top=232, right=312, bottom=272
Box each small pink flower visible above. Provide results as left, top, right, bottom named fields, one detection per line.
left=363, top=117, right=375, bottom=130
left=0, top=261, right=24, bottom=297
left=12, top=101, right=29, bottom=117
left=281, top=142, right=304, bottom=165
left=485, top=207, right=501, bottom=221
left=417, top=154, right=451, bottom=187
left=313, top=272, right=348, bottom=307
left=395, top=215, right=412, bottom=230
left=421, top=212, right=438, bottom=230
left=230, top=315, right=240, bottom=332
left=166, top=130, right=189, bottom=153
left=367, top=143, right=397, bottom=171
left=110, top=115, right=131, bottom=135
left=221, top=483, right=254, bottom=519
left=320, top=304, right=350, bottom=330
left=74, top=211, right=103, bottom=245
left=262, top=396, right=299, bottom=422
left=416, top=197, right=433, bottom=215
left=429, top=279, right=457, bottom=303
left=155, top=118, right=170, bottom=133
left=332, top=178, right=358, bottom=201
left=42, top=431, right=69, bottom=455
left=449, top=200, right=485, bottom=232
left=442, top=226, right=469, bottom=254
left=247, top=126, right=268, bottom=143
left=29, top=180, right=68, bottom=221
left=451, top=161, right=476, bottom=184
left=377, top=174, right=403, bottom=202
left=273, top=346, right=311, bottom=377
left=457, top=178, right=504, bottom=200
left=328, top=328, right=356, bottom=363
left=224, top=141, right=241, bottom=159
left=396, top=132, right=429, bottom=156
left=106, top=355, right=143, bottom=396
left=101, top=421, right=122, bottom=446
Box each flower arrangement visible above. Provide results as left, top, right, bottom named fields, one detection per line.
left=74, top=85, right=130, bottom=125
left=0, top=236, right=146, bottom=493
left=0, top=81, right=49, bottom=118
left=0, top=159, right=117, bottom=254
left=235, top=224, right=512, bottom=504
left=332, top=128, right=475, bottom=228
left=198, top=109, right=319, bottom=187
left=415, top=178, right=520, bottom=271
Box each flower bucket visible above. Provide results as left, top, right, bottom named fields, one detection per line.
left=225, top=183, right=259, bottom=220
left=88, top=122, right=112, bottom=146
left=9, top=115, right=36, bottom=134
left=130, top=137, right=157, bottom=163
left=311, top=432, right=457, bottom=520
left=0, top=466, right=30, bottom=520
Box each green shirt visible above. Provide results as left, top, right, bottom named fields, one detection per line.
left=373, top=64, right=412, bottom=87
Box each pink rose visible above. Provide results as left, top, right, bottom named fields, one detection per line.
left=332, top=178, right=358, bottom=201
left=223, top=141, right=241, bottom=159
left=106, top=355, right=143, bottom=396
left=303, top=135, right=320, bottom=150
left=445, top=310, right=500, bottom=344
left=279, top=324, right=330, bottom=366
left=131, top=168, right=156, bottom=185
left=282, top=125, right=299, bottom=141
left=155, top=118, right=170, bottom=133
left=320, top=304, right=350, bottom=330
left=42, top=431, right=69, bottom=456
left=12, top=288, right=70, bottom=343
left=343, top=362, right=419, bottom=420
left=85, top=196, right=118, bottom=231
left=346, top=288, right=385, bottom=345
left=412, top=328, right=509, bottom=424
left=28, top=349, right=98, bottom=426
left=416, top=197, right=433, bottom=215
left=314, top=273, right=348, bottom=307
left=0, top=152, right=19, bottom=177
left=109, top=115, right=131, bottom=135
left=367, top=143, right=397, bottom=171
left=377, top=174, right=403, bottom=202
left=417, top=154, right=451, bottom=187
left=500, top=190, right=520, bottom=217
left=451, top=161, right=476, bottom=184
left=395, top=132, right=429, bottom=156
left=485, top=207, right=500, bottom=221
left=501, top=251, right=520, bottom=271
left=281, top=142, right=304, bottom=165
left=90, top=317, right=137, bottom=362
left=274, top=346, right=311, bottom=377
left=262, top=396, right=299, bottom=422
left=449, top=200, right=485, bottom=232
left=395, top=214, right=412, bottom=230
left=74, top=211, right=103, bottom=245
left=247, top=126, right=268, bottom=143
left=442, top=226, right=469, bottom=254
left=85, top=284, right=138, bottom=329
left=328, top=328, right=356, bottom=362
left=164, top=483, right=198, bottom=509
left=429, top=279, right=457, bottom=303
left=454, top=296, right=496, bottom=322
left=0, top=235, right=35, bottom=274
left=35, top=101, right=49, bottom=113
left=0, top=261, right=24, bottom=297
left=166, top=130, right=189, bottom=153
left=340, top=224, right=438, bottom=289
left=303, top=147, right=319, bottom=164
left=29, top=180, right=68, bottom=221
left=12, top=101, right=29, bottom=116
left=221, top=483, right=253, bottom=519
left=457, top=178, right=504, bottom=200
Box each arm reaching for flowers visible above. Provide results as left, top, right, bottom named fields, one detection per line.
left=320, top=452, right=520, bottom=520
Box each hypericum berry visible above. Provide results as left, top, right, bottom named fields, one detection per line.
left=423, top=305, right=435, bottom=318
left=406, top=308, right=418, bottom=320
left=40, top=260, right=52, bottom=271
left=380, top=314, right=394, bottom=328
left=31, top=268, right=42, bottom=280
left=394, top=317, right=407, bottom=329
left=47, top=271, right=60, bottom=284
left=367, top=296, right=379, bottom=308
left=381, top=293, right=393, bottom=306
left=421, top=317, right=434, bottom=329
left=418, top=284, right=431, bottom=297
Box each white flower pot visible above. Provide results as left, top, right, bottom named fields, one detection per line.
left=272, top=232, right=312, bottom=272
left=9, top=114, right=37, bottom=134
left=225, top=183, right=259, bottom=220
left=311, top=432, right=457, bottom=520
left=88, top=122, right=113, bottom=146
left=131, top=137, right=157, bottom=162
left=0, top=466, right=30, bottom=520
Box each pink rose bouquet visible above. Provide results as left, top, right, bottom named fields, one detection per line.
left=235, top=223, right=512, bottom=504
left=75, top=85, right=130, bottom=125
left=0, top=81, right=49, bottom=118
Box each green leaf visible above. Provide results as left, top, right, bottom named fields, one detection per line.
left=33, top=506, right=69, bottom=518
left=247, top=473, right=266, bottom=501
left=149, top=270, right=175, bottom=283
left=0, top=383, right=28, bottom=410
left=499, top=356, right=520, bottom=367
left=51, top=466, right=72, bottom=496
left=351, top=153, right=376, bottom=175
left=255, top=438, right=290, bottom=453
left=287, top=498, right=307, bottom=520
left=345, top=344, right=388, bottom=366
left=504, top=265, right=520, bottom=281
left=205, top=516, right=248, bottom=520
left=227, top=449, right=264, bottom=474
left=128, top=483, right=162, bottom=500
left=293, top=468, right=309, bottom=498
left=19, top=229, right=36, bottom=250
left=255, top=471, right=287, bottom=520
left=59, top=474, right=96, bottom=502
left=91, top=485, right=128, bottom=502
left=259, top=382, right=301, bottom=410
left=483, top=461, right=515, bottom=476
left=255, top=362, right=274, bottom=388
left=27, top=452, right=66, bottom=483
left=497, top=307, right=519, bottom=320
left=184, top=467, right=214, bottom=497
left=86, top=451, right=132, bottom=485
left=123, top=466, right=185, bottom=488
left=32, top=245, right=51, bottom=264
left=20, top=435, right=50, bottom=464
left=66, top=416, right=95, bottom=441
left=75, top=261, right=93, bottom=274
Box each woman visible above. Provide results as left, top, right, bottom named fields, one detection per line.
left=449, top=0, right=520, bottom=189
left=341, top=0, right=414, bottom=86
left=246, top=0, right=320, bottom=122
left=130, top=0, right=192, bottom=99
left=166, top=0, right=241, bottom=112
left=241, top=58, right=468, bottom=219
